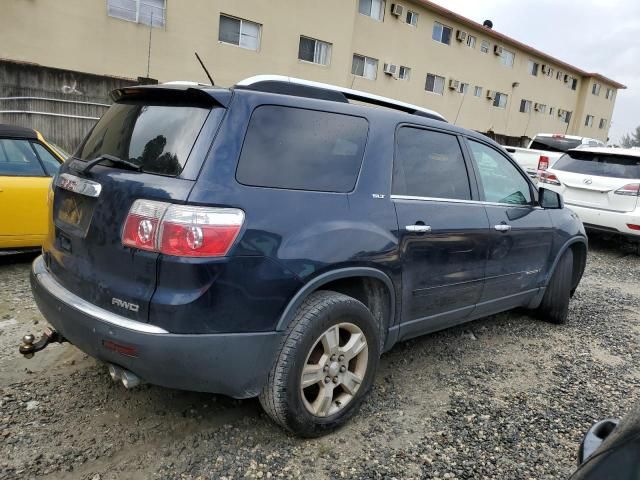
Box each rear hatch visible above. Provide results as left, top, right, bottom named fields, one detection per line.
left=549, top=150, right=640, bottom=213
left=45, top=86, right=225, bottom=323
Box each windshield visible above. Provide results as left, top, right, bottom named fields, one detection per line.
left=553, top=151, right=640, bottom=179
left=75, top=101, right=211, bottom=176
left=529, top=136, right=582, bottom=153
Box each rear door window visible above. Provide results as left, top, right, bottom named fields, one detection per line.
left=0, top=139, right=46, bottom=176
left=236, top=105, right=368, bottom=192
left=553, top=151, right=640, bottom=179
left=467, top=140, right=532, bottom=205
left=75, top=101, right=211, bottom=176
left=392, top=127, right=471, bottom=200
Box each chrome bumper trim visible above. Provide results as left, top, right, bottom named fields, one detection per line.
left=32, top=256, right=168, bottom=334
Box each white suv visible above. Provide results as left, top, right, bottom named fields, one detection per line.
left=540, top=147, right=640, bottom=246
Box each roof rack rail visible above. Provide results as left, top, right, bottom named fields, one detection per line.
left=235, top=75, right=447, bottom=122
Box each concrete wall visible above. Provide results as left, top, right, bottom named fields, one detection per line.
left=0, top=0, right=620, bottom=142
left=0, top=60, right=136, bottom=151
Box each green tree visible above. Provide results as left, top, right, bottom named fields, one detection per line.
left=620, top=126, right=640, bottom=148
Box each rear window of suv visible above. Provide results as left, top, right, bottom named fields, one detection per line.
left=554, top=151, right=640, bottom=179
left=236, top=105, right=368, bottom=192
left=529, top=136, right=582, bottom=153
left=75, top=101, right=211, bottom=176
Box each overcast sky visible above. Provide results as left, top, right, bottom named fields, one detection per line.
left=428, top=0, right=639, bottom=143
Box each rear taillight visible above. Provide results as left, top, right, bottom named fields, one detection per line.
left=538, top=170, right=561, bottom=186
left=614, top=184, right=640, bottom=196
left=538, top=155, right=550, bottom=171
left=122, top=200, right=244, bottom=257
left=122, top=200, right=168, bottom=251
left=627, top=224, right=640, bottom=231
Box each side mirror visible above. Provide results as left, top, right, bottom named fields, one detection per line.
left=578, top=419, right=619, bottom=465
left=539, top=187, right=564, bottom=209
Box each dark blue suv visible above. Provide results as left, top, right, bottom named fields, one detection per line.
left=28, top=76, right=587, bottom=437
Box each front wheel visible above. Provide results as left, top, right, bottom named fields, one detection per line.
left=259, top=291, right=380, bottom=437
left=535, top=249, right=574, bottom=324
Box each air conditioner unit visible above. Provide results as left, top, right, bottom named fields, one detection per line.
left=448, top=79, right=459, bottom=90
left=534, top=103, right=542, bottom=111
left=383, top=63, right=398, bottom=75
left=494, top=45, right=503, bottom=55
left=486, top=90, right=495, bottom=100
left=558, top=109, right=565, bottom=117
left=541, top=64, right=549, bottom=74
left=456, top=30, right=467, bottom=42
left=391, top=3, right=404, bottom=16
left=564, top=74, right=570, bottom=83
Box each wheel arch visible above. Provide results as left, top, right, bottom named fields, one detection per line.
left=276, top=268, right=397, bottom=347
left=547, top=237, right=588, bottom=292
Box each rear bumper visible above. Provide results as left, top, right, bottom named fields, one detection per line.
left=566, top=203, right=640, bottom=238
left=30, top=255, right=282, bottom=398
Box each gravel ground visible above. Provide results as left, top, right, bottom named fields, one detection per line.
left=1, top=234, right=639, bottom=480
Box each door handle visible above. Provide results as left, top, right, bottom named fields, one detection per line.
left=494, top=224, right=512, bottom=232
left=406, top=224, right=432, bottom=233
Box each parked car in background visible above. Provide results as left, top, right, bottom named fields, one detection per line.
left=505, top=134, right=605, bottom=179
left=26, top=76, right=587, bottom=437
left=540, top=147, right=640, bottom=251
left=0, top=124, right=64, bottom=253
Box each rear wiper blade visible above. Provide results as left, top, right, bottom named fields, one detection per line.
left=80, top=154, right=141, bottom=173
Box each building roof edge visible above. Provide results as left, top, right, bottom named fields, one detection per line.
left=410, top=0, right=627, bottom=89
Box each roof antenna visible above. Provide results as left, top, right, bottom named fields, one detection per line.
left=194, top=52, right=215, bottom=86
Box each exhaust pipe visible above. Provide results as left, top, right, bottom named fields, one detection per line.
left=107, top=364, right=141, bottom=389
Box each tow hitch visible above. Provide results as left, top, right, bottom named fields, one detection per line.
left=19, top=328, right=67, bottom=358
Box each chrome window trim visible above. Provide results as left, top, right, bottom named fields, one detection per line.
left=55, top=173, right=102, bottom=198
left=32, top=256, right=168, bottom=334
left=390, top=194, right=541, bottom=209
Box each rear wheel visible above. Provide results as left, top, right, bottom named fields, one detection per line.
left=536, top=249, right=574, bottom=324
left=259, top=291, right=380, bottom=437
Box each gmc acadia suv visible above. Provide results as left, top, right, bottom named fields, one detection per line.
left=28, top=75, right=587, bottom=437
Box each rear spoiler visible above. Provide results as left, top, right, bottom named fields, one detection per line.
left=110, top=85, right=232, bottom=108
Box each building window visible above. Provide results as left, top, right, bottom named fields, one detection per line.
left=592, top=83, right=601, bottom=95
left=398, top=66, right=411, bottom=80
left=605, top=88, right=614, bottom=100
left=457, top=82, right=469, bottom=94
left=519, top=99, right=532, bottom=113
left=571, top=78, right=578, bottom=91
left=549, top=107, right=555, bottom=116
left=425, top=73, right=445, bottom=95
left=562, top=111, right=572, bottom=124
left=406, top=10, right=418, bottom=26
left=556, top=71, right=563, bottom=81
left=493, top=92, right=508, bottom=108
left=473, top=86, right=482, bottom=97
left=599, top=118, right=607, bottom=129
left=352, top=54, right=378, bottom=80
left=536, top=103, right=547, bottom=114
left=480, top=40, right=490, bottom=53
left=432, top=22, right=452, bottom=45
left=528, top=60, right=539, bottom=76
left=107, top=0, right=166, bottom=27
left=466, top=35, right=476, bottom=48
left=358, top=0, right=385, bottom=21
left=585, top=115, right=594, bottom=127
left=219, top=14, right=261, bottom=50
left=499, top=48, right=515, bottom=67
left=298, top=36, right=331, bottom=65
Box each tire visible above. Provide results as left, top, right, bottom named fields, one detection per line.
left=259, top=290, right=380, bottom=437
left=536, top=249, right=574, bottom=324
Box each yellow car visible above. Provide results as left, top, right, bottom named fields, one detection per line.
left=0, top=124, right=64, bottom=253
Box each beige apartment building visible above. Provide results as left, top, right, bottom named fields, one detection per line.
left=1, top=0, right=625, bottom=144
